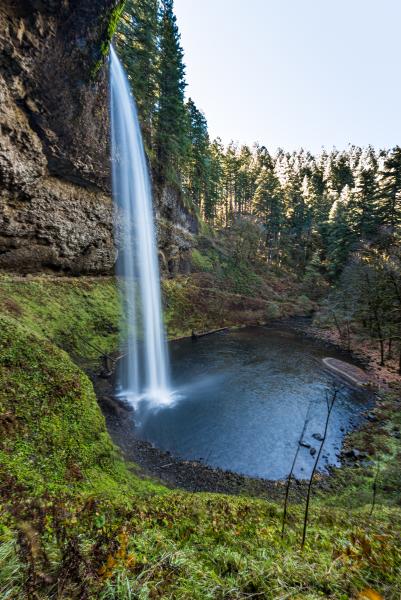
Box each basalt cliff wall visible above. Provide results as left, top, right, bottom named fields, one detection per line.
left=0, top=0, right=194, bottom=275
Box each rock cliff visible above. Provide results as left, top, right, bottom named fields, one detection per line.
left=0, top=0, right=194, bottom=274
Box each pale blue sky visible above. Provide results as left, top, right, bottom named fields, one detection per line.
left=174, top=0, right=401, bottom=152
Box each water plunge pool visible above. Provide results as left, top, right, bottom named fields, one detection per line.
left=134, top=326, right=369, bottom=480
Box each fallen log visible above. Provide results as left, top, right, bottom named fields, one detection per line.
left=192, top=327, right=229, bottom=339
left=322, top=357, right=374, bottom=388
left=173, top=327, right=229, bottom=342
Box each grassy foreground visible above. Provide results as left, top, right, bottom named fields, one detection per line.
left=0, top=274, right=400, bottom=598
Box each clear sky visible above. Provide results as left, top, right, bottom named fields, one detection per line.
left=174, top=0, right=401, bottom=153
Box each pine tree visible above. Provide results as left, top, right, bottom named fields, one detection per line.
left=237, top=145, right=254, bottom=215
left=222, top=142, right=240, bottom=226
left=376, top=146, right=401, bottom=235
left=254, top=144, right=273, bottom=171
left=207, top=138, right=225, bottom=223
left=327, top=186, right=357, bottom=277
left=116, top=0, right=159, bottom=149
left=253, top=166, right=283, bottom=262
left=184, top=98, right=210, bottom=210
left=331, top=151, right=354, bottom=193
left=282, top=171, right=312, bottom=269
left=351, top=155, right=379, bottom=239
left=154, top=0, right=188, bottom=186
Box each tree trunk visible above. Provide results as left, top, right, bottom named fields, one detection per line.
left=379, top=338, right=385, bottom=366
left=399, top=345, right=401, bottom=375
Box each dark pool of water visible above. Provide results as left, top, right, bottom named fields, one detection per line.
left=135, top=326, right=369, bottom=480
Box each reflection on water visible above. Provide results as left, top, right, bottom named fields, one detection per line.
left=135, top=326, right=369, bottom=480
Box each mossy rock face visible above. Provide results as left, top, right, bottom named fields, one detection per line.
left=0, top=276, right=121, bottom=359
left=92, top=0, right=127, bottom=76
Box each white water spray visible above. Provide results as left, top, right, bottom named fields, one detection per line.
left=109, top=45, right=171, bottom=407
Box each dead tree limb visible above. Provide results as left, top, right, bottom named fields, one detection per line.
left=301, top=387, right=338, bottom=549
left=369, top=461, right=380, bottom=517
left=281, top=400, right=313, bottom=539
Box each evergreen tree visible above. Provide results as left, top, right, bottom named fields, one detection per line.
left=327, top=186, right=356, bottom=277
left=351, top=156, right=379, bottom=239
left=283, top=172, right=312, bottom=269
left=237, top=145, right=254, bottom=215
left=253, top=167, right=283, bottom=262
left=207, top=138, right=225, bottom=223
left=184, top=98, right=210, bottom=210
left=222, top=142, right=240, bottom=226
left=254, top=144, right=273, bottom=171
left=116, top=0, right=159, bottom=149
left=331, top=151, right=354, bottom=193
left=154, top=0, right=188, bottom=185
left=376, top=146, right=401, bottom=235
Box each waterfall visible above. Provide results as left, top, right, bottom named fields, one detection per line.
left=109, top=45, right=171, bottom=407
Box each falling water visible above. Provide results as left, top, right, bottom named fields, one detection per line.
left=109, top=45, right=171, bottom=407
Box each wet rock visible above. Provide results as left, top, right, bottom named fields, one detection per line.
left=310, top=447, right=317, bottom=457
left=99, top=395, right=133, bottom=417
left=299, top=441, right=311, bottom=449
left=345, top=448, right=366, bottom=460
left=312, top=433, right=324, bottom=441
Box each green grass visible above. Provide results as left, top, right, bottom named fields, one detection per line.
left=0, top=274, right=400, bottom=597
left=318, top=392, right=401, bottom=511
left=2, top=488, right=400, bottom=598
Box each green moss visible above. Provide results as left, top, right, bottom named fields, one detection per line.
left=296, top=293, right=315, bottom=314
left=91, top=0, right=126, bottom=77
left=0, top=275, right=121, bottom=358
left=265, top=301, right=281, bottom=319
left=163, top=276, right=242, bottom=337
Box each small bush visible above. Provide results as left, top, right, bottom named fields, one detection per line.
left=265, top=302, right=282, bottom=320
left=191, top=249, right=214, bottom=272
left=296, top=294, right=314, bottom=314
